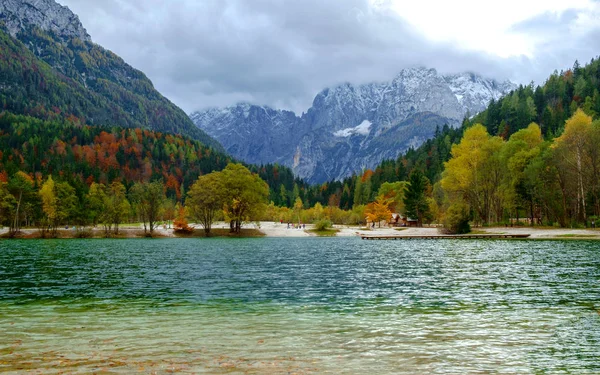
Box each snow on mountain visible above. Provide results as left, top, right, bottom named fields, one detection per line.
left=334, top=120, right=372, bottom=137
left=191, top=67, right=516, bottom=184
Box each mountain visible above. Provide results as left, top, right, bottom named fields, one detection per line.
left=191, top=67, right=515, bottom=184
left=0, top=0, right=222, bottom=150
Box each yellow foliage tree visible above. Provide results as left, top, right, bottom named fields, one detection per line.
left=441, top=124, right=504, bottom=224
left=552, top=109, right=593, bottom=221
left=365, top=195, right=393, bottom=228
left=39, top=176, right=57, bottom=235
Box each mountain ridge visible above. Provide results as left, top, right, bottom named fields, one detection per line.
left=0, top=0, right=90, bottom=42
left=191, top=67, right=515, bottom=183
left=0, top=0, right=223, bottom=150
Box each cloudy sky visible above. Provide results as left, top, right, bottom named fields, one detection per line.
left=59, top=0, right=600, bottom=114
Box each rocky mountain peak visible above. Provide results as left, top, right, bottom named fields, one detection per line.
left=0, top=0, right=91, bottom=42
left=192, top=68, right=516, bottom=183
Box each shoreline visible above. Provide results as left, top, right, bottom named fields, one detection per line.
left=1, top=222, right=599, bottom=240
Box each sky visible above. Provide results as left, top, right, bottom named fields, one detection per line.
left=58, top=0, right=600, bottom=114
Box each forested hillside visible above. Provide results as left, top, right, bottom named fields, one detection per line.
left=0, top=112, right=305, bottom=224
left=293, top=58, right=600, bottom=228
left=0, top=25, right=221, bottom=150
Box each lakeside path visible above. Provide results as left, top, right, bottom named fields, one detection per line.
left=259, top=224, right=600, bottom=239
left=253, top=222, right=600, bottom=239
left=1, top=222, right=599, bottom=239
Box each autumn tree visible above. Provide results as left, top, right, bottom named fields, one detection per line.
left=186, top=171, right=225, bottom=236
left=173, top=204, right=193, bottom=233
left=39, top=176, right=57, bottom=236
left=552, top=109, right=593, bottom=222
left=441, top=124, right=503, bottom=225
left=220, top=163, right=269, bottom=233
left=365, top=195, right=393, bottom=227
left=38, top=176, right=77, bottom=236
left=293, top=197, right=303, bottom=225
left=500, top=123, right=543, bottom=225
left=377, top=181, right=408, bottom=213
left=588, top=120, right=600, bottom=217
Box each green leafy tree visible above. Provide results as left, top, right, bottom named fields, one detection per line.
left=55, top=181, right=78, bottom=227
left=186, top=172, right=225, bottom=236
left=87, top=183, right=107, bottom=227
left=105, top=182, right=130, bottom=235
left=7, top=171, right=34, bottom=235
left=0, top=182, right=16, bottom=229
left=38, top=176, right=77, bottom=236
left=377, top=181, right=408, bottom=213
left=220, top=163, right=269, bottom=233
left=130, top=181, right=165, bottom=236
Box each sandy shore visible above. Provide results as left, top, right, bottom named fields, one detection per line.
left=1, top=222, right=599, bottom=239
left=258, top=223, right=600, bottom=239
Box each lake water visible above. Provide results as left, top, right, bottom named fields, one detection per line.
left=0, top=238, right=599, bottom=374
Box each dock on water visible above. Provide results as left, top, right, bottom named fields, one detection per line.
left=361, top=234, right=531, bottom=240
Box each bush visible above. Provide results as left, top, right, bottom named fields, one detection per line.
left=74, top=228, right=93, bottom=238
left=314, top=219, right=333, bottom=231
left=173, top=216, right=194, bottom=234
left=440, top=203, right=471, bottom=234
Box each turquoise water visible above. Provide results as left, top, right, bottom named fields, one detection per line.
left=0, top=238, right=599, bottom=374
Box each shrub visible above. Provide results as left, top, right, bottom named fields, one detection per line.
left=173, top=216, right=194, bottom=234
left=440, top=203, right=471, bottom=234
left=314, top=219, right=333, bottom=231
left=74, top=228, right=93, bottom=238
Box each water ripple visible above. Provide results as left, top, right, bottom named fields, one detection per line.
left=0, top=237, right=599, bottom=373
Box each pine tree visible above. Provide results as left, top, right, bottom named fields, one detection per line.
left=404, top=170, right=430, bottom=227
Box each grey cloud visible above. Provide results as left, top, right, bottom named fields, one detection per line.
left=58, top=0, right=599, bottom=113
left=511, top=9, right=579, bottom=34
left=510, top=8, right=600, bottom=74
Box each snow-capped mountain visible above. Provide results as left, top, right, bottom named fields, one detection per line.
left=191, top=67, right=515, bottom=184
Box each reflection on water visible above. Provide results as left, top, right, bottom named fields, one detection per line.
left=0, top=238, right=599, bottom=374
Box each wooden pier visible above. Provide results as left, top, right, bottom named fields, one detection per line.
left=361, top=234, right=531, bottom=240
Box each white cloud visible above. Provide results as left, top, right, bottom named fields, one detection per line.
left=383, top=0, right=595, bottom=57
left=58, top=0, right=600, bottom=114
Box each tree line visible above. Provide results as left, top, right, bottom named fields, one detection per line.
left=296, top=57, right=600, bottom=230
left=439, top=110, right=600, bottom=230
left=0, top=161, right=271, bottom=237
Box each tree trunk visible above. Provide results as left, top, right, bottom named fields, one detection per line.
left=12, top=191, right=23, bottom=235
left=577, top=150, right=586, bottom=221
left=530, top=200, right=534, bottom=227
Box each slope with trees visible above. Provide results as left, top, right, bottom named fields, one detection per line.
left=0, top=23, right=221, bottom=150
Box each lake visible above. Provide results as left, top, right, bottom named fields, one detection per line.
left=0, top=238, right=599, bottom=374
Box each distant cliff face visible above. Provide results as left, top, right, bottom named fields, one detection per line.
left=0, top=0, right=223, bottom=150
left=0, top=0, right=90, bottom=42
left=191, top=68, right=515, bottom=184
